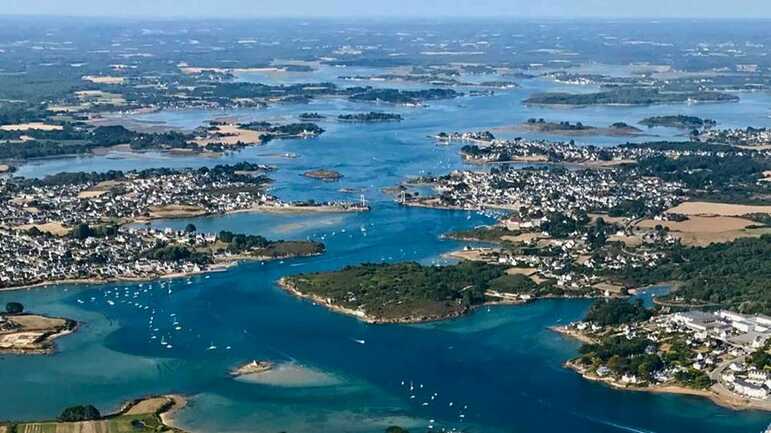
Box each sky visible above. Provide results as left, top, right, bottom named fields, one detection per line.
left=3, top=0, right=771, bottom=19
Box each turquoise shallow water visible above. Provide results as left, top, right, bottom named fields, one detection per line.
left=5, top=79, right=771, bottom=432
left=2, top=204, right=768, bottom=433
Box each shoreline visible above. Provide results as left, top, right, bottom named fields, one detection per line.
left=499, top=123, right=646, bottom=137
left=0, top=262, right=235, bottom=293
left=7, top=394, right=189, bottom=432
left=554, top=328, right=771, bottom=412
left=0, top=247, right=322, bottom=294
left=158, top=394, right=189, bottom=432
left=132, top=202, right=368, bottom=223
left=278, top=278, right=545, bottom=325
left=0, top=317, right=79, bottom=356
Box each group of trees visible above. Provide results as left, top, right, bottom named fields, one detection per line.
left=607, top=235, right=771, bottom=314
left=637, top=154, right=770, bottom=191
left=664, top=235, right=771, bottom=314
left=143, top=244, right=211, bottom=265
left=639, top=115, right=716, bottom=130
left=217, top=230, right=271, bottom=252
left=287, top=261, right=542, bottom=320
left=58, top=405, right=101, bottom=422
left=239, top=121, right=325, bottom=138
left=541, top=212, right=589, bottom=238
left=525, top=118, right=590, bottom=131
left=337, top=112, right=403, bottom=122
left=70, top=224, right=119, bottom=240
left=349, top=88, right=460, bottom=105
left=584, top=298, right=652, bottom=326
left=525, top=88, right=738, bottom=106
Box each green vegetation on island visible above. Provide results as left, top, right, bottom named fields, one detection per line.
left=524, top=88, right=738, bottom=106
left=349, top=88, right=461, bottom=105
left=640, top=115, right=717, bottom=130
left=299, top=112, right=326, bottom=121
left=337, top=112, right=403, bottom=122
left=282, top=261, right=547, bottom=323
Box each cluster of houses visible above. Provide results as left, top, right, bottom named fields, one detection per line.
left=472, top=229, right=668, bottom=294
left=434, top=130, right=496, bottom=143
left=666, top=310, right=771, bottom=400
left=565, top=309, right=771, bottom=400
left=0, top=227, right=223, bottom=289
left=699, top=127, right=771, bottom=148
left=453, top=134, right=764, bottom=164
left=0, top=166, right=279, bottom=227
left=416, top=165, right=684, bottom=217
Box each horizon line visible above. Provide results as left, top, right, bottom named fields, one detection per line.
left=1, top=14, right=771, bottom=21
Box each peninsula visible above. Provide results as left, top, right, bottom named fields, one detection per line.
left=1, top=395, right=188, bottom=433
left=0, top=303, right=77, bottom=354
left=280, top=261, right=550, bottom=324
left=517, top=118, right=643, bottom=137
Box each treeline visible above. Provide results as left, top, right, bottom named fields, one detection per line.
left=610, top=235, right=771, bottom=315
left=239, top=121, right=325, bottom=137
left=639, top=115, right=716, bottom=129
left=143, top=244, right=211, bottom=265
left=349, top=88, right=461, bottom=105
left=525, top=88, right=738, bottom=106
left=29, top=162, right=272, bottom=187
left=0, top=102, right=50, bottom=125
left=337, top=112, right=403, bottom=122
left=636, top=154, right=770, bottom=190
left=0, top=124, right=199, bottom=160
left=584, top=298, right=652, bottom=326
left=286, top=261, right=530, bottom=321
left=91, top=125, right=194, bottom=150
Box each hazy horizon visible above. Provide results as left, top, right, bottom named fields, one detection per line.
left=4, top=0, right=771, bottom=19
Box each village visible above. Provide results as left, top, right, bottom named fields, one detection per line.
left=1, top=226, right=211, bottom=289
left=559, top=308, right=771, bottom=410
left=441, top=130, right=769, bottom=164
left=699, top=127, right=771, bottom=148
left=0, top=163, right=366, bottom=229
left=0, top=163, right=369, bottom=289
left=402, top=163, right=685, bottom=216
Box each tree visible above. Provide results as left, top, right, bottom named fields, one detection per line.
left=217, top=230, right=234, bottom=243
left=750, top=349, right=771, bottom=369
left=184, top=223, right=197, bottom=233
left=70, top=223, right=94, bottom=240
left=26, top=226, right=43, bottom=237
left=5, top=302, right=24, bottom=314
left=385, top=427, right=409, bottom=433
left=58, top=405, right=101, bottom=422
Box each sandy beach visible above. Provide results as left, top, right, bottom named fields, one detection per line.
left=158, top=394, right=189, bottom=432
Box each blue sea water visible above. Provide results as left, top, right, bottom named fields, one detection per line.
left=4, top=78, right=771, bottom=432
